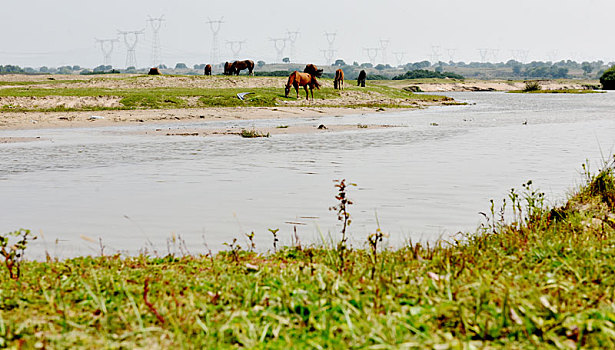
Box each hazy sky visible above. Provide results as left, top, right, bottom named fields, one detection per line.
left=1, top=0, right=613, bottom=68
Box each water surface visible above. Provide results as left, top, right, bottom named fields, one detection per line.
left=1, top=91, right=614, bottom=258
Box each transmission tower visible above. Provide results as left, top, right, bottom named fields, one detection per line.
left=393, top=51, right=405, bottom=67
left=95, top=38, right=119, bottom=66
left=547, top=49, right=559, bottom=63
left=286, top=30, right=300, bottom=62
left=206, top=17, right=224, bottom=64
left=489, top=48, right=500, bottom=62
left=478, top=48, right=489, bottom=63
left=446, top=48, right=457, bottom=63
left=270, top=38, right=287, bottom=63
left=147, top=16, right=164, bottom=67
left=431, top=45, right=442, bottom=64
left=118, top=30, right=144, bottom=68
left=364, top=48, right=379, bottom=65
left=379, top=39, right=390, bottom=64
left=321, top=49, right=336, bottom=65
left=227, top=40, right=245, bottom=59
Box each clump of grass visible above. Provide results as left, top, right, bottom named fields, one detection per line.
left=523, top=80, right=542, bottom=92
left=357, top=124, right=368, bottom=128
left=240, top=128, right=270, bottom=138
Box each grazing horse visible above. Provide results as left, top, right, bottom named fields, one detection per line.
left=224, top=62, right=235, bottom=75
left=204, top=64, right=212, bottom=76
left=285, top=71, right=320, bottom=100
left=334, top=69, right=344, bottom=90
left=303, top=64, right=323, bottom=78
left=231, top=60, right=255, bottom=76
left=357, top=70, right=366, bottom=87
left=148, top=67, right=161, bottom=75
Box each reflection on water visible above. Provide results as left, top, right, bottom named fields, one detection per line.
left=1, top=92, right=614, bottom=258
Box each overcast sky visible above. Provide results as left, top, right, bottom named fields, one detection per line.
left=1, top=0, right=613, bottom=68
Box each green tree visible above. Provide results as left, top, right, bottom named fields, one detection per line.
left=600, top=66, right=615, bottom=90
left=581, top=62, right=593, bottom=75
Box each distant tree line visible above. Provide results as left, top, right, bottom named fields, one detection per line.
left=392, top=69, right=464, bottom=80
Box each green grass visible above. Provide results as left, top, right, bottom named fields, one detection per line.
left=2, top=159, right=615, bottom=348
left=0, top=75, right=454, bottom=112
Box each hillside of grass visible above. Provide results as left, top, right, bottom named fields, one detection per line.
left=1, top=159, right=615, bottom=348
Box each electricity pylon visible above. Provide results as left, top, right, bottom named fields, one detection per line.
left=147, top=15, right=164, bottom=67
left=118, top=30, right=144, bottom=68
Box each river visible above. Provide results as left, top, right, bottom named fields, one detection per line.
left=1, top=91, right=614, bottom=258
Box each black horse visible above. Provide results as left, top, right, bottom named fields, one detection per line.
left=357, top=70, right=366, bottom=87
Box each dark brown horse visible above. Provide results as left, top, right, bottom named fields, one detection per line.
left=231, top=60, right=255, bottom=76
left=148, top=67, right=161, bottom=75
left=224, top=62, right=235, bottom=75
left=357, top=70, right=366, bottom=87
left=303, top=64, right=323, bottom=78
left=285, top=71, right=320, bottom=100
left=204, top=64, right=212, bottom=76
left=334, top=69, right=344, bottom=90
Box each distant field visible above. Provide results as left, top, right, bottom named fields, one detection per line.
left=0, top=74, right=454, bottom=112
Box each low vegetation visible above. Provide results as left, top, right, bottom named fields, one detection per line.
left=1, top=157, right=615, bottom=348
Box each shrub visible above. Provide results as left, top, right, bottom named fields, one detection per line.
left=600, top=66, right=615, bottom=90
left=523, top=81, right=542, bottom=92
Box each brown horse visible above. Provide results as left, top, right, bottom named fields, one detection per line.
left=231, top=60, right=255, bottom=76
left=285, top=71, right=320, bottom=100
left=223, top=62, right=235, bottom=75
left=303, top=64, right=323, bottom=78
left=357, top=70, right=366, bottom=87
left=334, top=69, right=344, bottom=90
left=204, top=64, right=212, bottom=76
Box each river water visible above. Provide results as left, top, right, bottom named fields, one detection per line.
left=1, top=91, right=614, bottom=258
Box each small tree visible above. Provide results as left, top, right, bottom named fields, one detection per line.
left=282, top=57, right=290, bottom=63
left=600, top=66, right=615, bottom=90
left=257, top=60, right=266, bottom=68
left=175, top=63, right=188, bottom=69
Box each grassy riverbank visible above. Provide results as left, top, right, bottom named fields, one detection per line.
left=1, top=160, right=615, bottom=348
left=0, top=74, right=452, bottom=112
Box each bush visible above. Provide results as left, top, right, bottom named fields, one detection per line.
left=600, top=66, right=615, bottom=90
left=523, top=81, right=542, bottom=92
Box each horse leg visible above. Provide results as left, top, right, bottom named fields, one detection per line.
left=304, top=85, right=310, bottom=100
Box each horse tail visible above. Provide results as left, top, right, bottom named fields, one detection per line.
left=312, top=76, right=321, bottom=90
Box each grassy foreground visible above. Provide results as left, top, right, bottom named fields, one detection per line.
left=2, top=161, right=615, bottom=348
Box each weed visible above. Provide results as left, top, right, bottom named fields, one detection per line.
left=245, top=231, right=256, bottom=252
left=367, top=228, right=386, bottom=279
left=222, top=238, right=242, bottom=263
left=0, top=229, right=36, bottom=280
left=329, top=179, right=356, bottom=272
left=240, top=129, right=270, bottom=138
left=357, top=124, right=368, bottom=128
left=268, top=228, right=280, bottom=252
